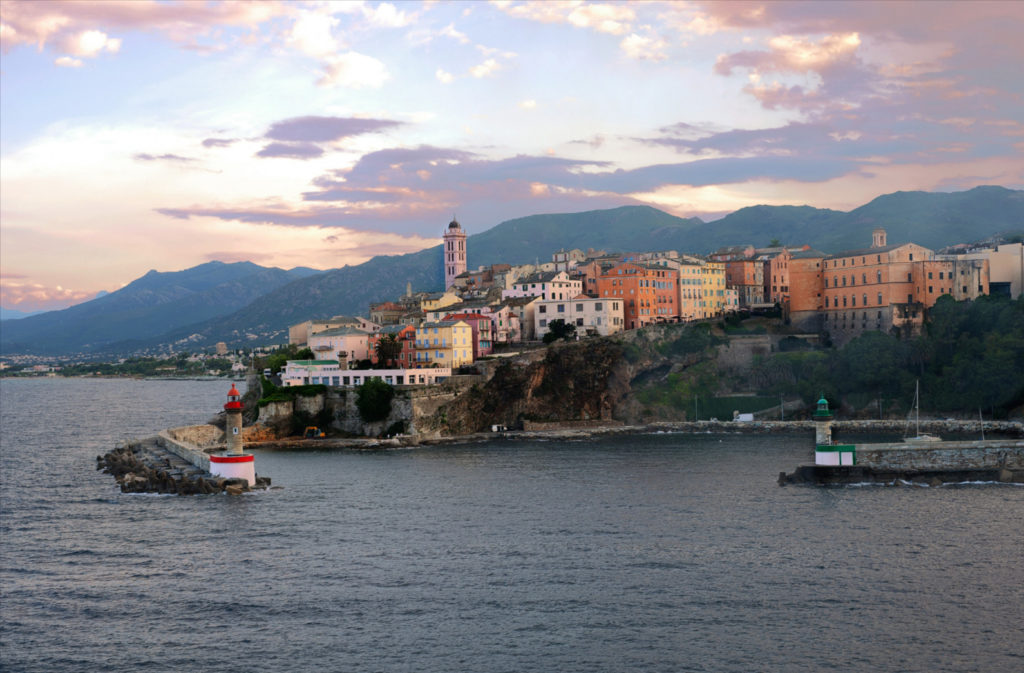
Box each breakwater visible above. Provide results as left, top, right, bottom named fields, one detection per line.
left=97, top=435, right=271, bottom=494
left=780, top=438, right=1024, bottom=486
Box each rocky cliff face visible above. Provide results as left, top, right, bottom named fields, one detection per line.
left=420, top=339, right=631, bottom=435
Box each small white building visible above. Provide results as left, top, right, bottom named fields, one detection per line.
left=534, top=295, right=624, bottom=338
left=501, top=270, right=582, bottom=302
left=308, top=326, right=370, bottom=363
left=281, top=360, right=452, bottom=387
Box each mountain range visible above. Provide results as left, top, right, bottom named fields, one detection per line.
left=2, top=186, right=1021, bottom=358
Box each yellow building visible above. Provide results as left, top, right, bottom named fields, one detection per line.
left=420, top=291, right=462, bottom=313
left=415, top=320, right=474, bottom=368
left=701, top=260, right=727, bottom=317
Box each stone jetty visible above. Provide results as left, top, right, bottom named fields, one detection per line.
left=97, top=437, right=270, bottom=495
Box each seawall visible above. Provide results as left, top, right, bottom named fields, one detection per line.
left=780, top=438, right=1024, bottom=486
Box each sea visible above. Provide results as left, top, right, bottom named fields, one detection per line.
left=1, top=377, right=1021, bottom=673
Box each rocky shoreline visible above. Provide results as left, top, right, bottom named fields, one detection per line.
left=97, top=437, right=271, bottom=495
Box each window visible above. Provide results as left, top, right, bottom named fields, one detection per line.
left=928, top=271, right=933, bottom=279
left=939, top=271, right=944, bottom=279
left=877, top=293, right=883, bottom=305
left=909, top=253, right=914, bottom=261
left=539, top=305, right=547, bottom=313
left=852, top=296, right=856, bottom=307
left=863, top=294, right=867, bottom=306
left=907, top=273, right=912, bottom=282
left=576, top=318, right=584, bottom=326
left=576, top=303, right=584, bottom=312
left=557, top=304, right=565, bottom=313
left=862, top=274, right=867, bottom=284
left=539, top=319, right=547, bottom=327
left=595, top=302, right=603, bottom=311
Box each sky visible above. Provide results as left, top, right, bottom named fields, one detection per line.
left=2, top=0, right=1023, bottom=312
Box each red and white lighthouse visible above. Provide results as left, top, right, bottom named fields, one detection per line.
left=210, top=384, right=255, bottom=486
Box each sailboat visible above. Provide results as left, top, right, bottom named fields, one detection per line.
left=905, top=380, right=941, bottom=443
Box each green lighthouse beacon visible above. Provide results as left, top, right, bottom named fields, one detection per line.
left=813, top=394, right=855, bottom=466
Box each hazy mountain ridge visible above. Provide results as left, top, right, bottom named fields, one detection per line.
left=3, top=187, right=1021, bottom=358
left=1, top=262, right=322, bottom=355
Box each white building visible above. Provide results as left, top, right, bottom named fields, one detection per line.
left=501, top=270, right=582, bottom=302
left=282, top=360, right=452, bottom=387
left=534, top=295, right=624, bottom=338
left=308, top=326, right=370, bottom=363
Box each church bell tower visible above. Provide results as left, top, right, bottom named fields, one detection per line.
left=443, top=216, right=467, bottom=290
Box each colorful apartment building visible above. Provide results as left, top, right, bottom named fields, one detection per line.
left=724, top=259, right=765, bottom=306
left=414, top=320, right=474, bottom=368
left=700, top=261, right=728, bottom=318
left=442, top=312, right=494, bottom=359
left=368, top=324, right=417, bottom=368
left=597, top=262, right=679, bottom=329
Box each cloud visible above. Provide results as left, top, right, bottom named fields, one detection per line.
left=715, top=32, right=861, bottom=77
left=133, top=152, right=196, bottom=163
left=54, top=56, right=82, bottom=68
left=493, top=1, right=635, bottom=35
left=362, top=2, right=412, bottom=28
left=201, top=137, right=238, bottom=148
left=255, top=142, right=324, bottom=160
left=436, top=68, right=454, bottom=84
left=620, top=32, right=668, bottom=61
left=518, top=99, right=537, bottom=109
left=470, top=58, right=501, bottom=78
left=57, top=28, right=120, bottom=56
left=265, top=116, right=403, bottom=143
left=287, top=7, right=340, bottom=59
left=0, top=0, right=289, bottom=57
left=0, top=277, right=99, bottom=312
left=319, top=51, right=390, bottom=88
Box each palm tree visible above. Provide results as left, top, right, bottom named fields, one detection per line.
left=374, top=333, right=402, bottom=368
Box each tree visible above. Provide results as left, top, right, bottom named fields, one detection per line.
left=374, top=333, right=402, bottom=368
left=356, top=377, right=394, bottom=423
left=769, top=237, right=781, bottom=247
left=543, top=318, right=577, bottom=344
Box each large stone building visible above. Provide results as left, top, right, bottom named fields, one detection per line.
left=808, top=229, right=989, bottom=344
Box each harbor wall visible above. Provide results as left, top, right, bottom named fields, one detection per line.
left=156, top=427, right=214, bottom=472
left=854, top=440, right=1024, bottom=470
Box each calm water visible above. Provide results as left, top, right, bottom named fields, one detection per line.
left=1, top=378, right=1022, bottom=673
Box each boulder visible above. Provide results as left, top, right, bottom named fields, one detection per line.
left=225, top=485, right=245, bottom=496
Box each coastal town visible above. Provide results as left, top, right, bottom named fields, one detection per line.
left=276, top=216, right=1024, bottom=390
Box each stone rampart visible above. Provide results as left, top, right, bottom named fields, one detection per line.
left=522, top=419, right=624, bottom=431
left=855, top=440, right=1024, bottom=470
left=166, top=424, right=222, bottom=448
left=157, top=428, right=212, bottom=472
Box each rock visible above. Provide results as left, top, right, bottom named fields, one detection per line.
left=225, top=485, right=244, bottom=496
left=928, top=477, right=943, bottom=487
left=998, top=468, right=1013, bottom=483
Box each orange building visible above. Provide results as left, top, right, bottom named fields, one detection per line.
left=817, top=228, right=972, bottom=343
left=597, top=262, right=678, bottom=330
left=725, top=259, right=765, bottom=306
left=786, top=250, right=827, bottom=329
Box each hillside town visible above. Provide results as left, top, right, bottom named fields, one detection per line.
left=279, top=217, right=1024, bottom=388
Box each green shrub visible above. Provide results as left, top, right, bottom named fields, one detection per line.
left=356, top=378, right=394, bottom=422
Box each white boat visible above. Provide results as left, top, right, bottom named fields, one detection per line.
left=905, top=380, right=941, bottom=443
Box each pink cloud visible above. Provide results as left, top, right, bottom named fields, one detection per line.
left=0, top=0, right=288, bottom=56
left=0, top=278, right=100, bottom=312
